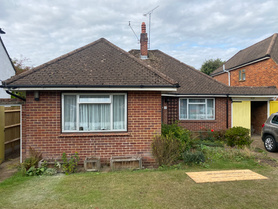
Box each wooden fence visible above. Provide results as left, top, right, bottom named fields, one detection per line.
left=0, top=106, right=20, bottom=163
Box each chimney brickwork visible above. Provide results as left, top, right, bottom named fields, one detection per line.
left=140, top=22, right=148, bottom=59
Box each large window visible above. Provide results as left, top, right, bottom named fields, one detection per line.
left=179, top=98, right=215, bottom=120
left=62, top=93, right=127, bottom=132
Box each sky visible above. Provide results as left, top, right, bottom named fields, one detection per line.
left=0, top=0, right=278, bottom=70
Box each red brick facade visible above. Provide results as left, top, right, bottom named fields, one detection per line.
left=22, top=91, right=162, bottom=167
left=213, top=73, right=229, bottom=85
left=213, top=58, right=278, bottom=88
left=163, top=97, right=231, bottom=131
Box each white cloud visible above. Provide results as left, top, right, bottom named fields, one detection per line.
left=0, top=0, right=277, bottom=70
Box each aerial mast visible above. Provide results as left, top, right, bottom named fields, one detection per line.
left=143, top=5, right=159, bottom=49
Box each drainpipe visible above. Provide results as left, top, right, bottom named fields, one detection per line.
left=226, top=94, right=229, bottom=129
left=223, top=64, right=230, bottom=86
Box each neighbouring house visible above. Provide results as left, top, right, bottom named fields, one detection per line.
left=130, top=23, right=278, bottom=134
left=211, top=33, right=278, bottom=88
left=1, top=38, right=179, bottom=166
left=0, top=30, right=16, bottom=98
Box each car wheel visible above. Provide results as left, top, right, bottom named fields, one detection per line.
left=264, top=135, right=278, bottom=152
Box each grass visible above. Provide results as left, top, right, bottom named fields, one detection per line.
left=1, top=155, right=278, bottom=209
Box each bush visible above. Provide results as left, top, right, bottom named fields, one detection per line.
left=19, top=147, right=43, bottom=176
left=43, top=168, right=58, bottom=176
left=225, top=126, right=252, bottom=148
left=152, top=135, right=181, bottom=166
left=182, top=150, right=205, bottom=165
left=197, top=129, right=226, bottom=142
left=62, top=152, right=80, bottom=175
left=162, top=122, right=192, bottom=152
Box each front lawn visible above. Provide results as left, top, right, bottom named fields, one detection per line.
left=1, top=162, right=277, bottom=209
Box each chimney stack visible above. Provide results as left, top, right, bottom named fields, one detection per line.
left=140, top=22, right=148, bottom=59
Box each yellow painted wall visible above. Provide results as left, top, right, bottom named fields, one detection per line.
left=269, top=101, right=278, bottom=115
left=232, top=101, right=251, bottom=130
left=0, top=106, right=4, bottom=164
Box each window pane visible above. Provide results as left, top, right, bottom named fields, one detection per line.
left=189, top=104, right=205, bottom=119
left=207, top=99, right=214, bottom=119
left=239, top=70, right=242, bottom=80
left=79, top=104, right=110, bottom=131
left=242, top=72, right=246, bottom=80
left=113, top=95, right=125, bottom=130
left=79, top=95, right=110, bottom=103
left=189, top=99, right=205, bottom=103
left=64, top=95, right=77, bottom=130
left=180, top=99, right=187, bottom=119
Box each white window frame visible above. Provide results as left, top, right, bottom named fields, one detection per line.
left=62, top=93, right=127, bottom=132
left=179, top=98, right=215, bottom=120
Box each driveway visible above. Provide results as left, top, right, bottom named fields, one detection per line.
left=251, top=134, right=278, bottom=160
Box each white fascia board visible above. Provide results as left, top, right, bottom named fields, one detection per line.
left=162, top=94, right=227, bottom=97
left=230, top=95, right=278, bottom=98
left=4, top=87, right=177, bottom=92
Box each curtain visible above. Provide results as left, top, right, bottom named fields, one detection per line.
left=189, top=104, right=205, bottom=119
left=207, top=99, right=214, bottom=119
left=113, top=95, right=125, bottom=130
left=180, top=99, right=187, bottom=119
left=64, top=95, right=77, bottom=130
left=79, top=104, right=110, bottom=131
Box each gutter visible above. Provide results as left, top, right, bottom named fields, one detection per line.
left=5, top=90, right=26, bottom=101
left=1, top=84, right=179, bottom=92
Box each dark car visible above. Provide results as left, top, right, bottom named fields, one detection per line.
left=261, top=112, right=278, bottom=152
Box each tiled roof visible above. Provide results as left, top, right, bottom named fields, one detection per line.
left=3, top=38, right=178, bottom=88
left=129, top=49, right=231, bottom=95
left=129, top=49, right=278, bottom=96
left=211, top=33, right=278, bottom=76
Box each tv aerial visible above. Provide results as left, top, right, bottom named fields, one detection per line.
left=143, top=5, right=159, bottom=49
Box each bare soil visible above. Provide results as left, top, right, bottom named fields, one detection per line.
left=0, top=155, right=19, bottom=183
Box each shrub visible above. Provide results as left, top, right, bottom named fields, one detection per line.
left=62, top=152, right=80, bottom=175
left=43, top=168, right=58, bottom=176
left=162, top=122, right=192, bottom=152
left=182, top=150, right=205, bottom=165
left=197, top=129, right=226, bottom=142
left=225, top=126, right=252, bottom=148
left=152, top=134, right=181, bottom=166
left=19, top=147, right=43, bottom=176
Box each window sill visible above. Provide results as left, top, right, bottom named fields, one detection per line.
left=59, top=132, right=131, bottom=137
left=239, top=80, right=246, bottom=82
left=179, top=120, right=216, bottom=123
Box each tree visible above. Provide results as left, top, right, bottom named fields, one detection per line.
left=12, top=57, right=33, bottom=75
left=10, top=57, right=33, bottom=99
left=200, top=58, right=225, bottom=75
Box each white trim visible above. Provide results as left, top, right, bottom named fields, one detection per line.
left=62, top=93, right=127, bottom=133
left=162, top=94, right=227, bottom=97
left=4, top=87, right=177, bottom=92
left=267, top=100, right=270, bottom=117
left=179, top=98, right=215, bottom=120
left=231, top=101, right=233, bottom=127
left=232, top=97, right=276, bottom=101
left=230, top=95, right=278, bottom=98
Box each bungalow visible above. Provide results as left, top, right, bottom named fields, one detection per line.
left=130, top=23, right=278, bottom=134
left=1, top=38, right=178, bottom=166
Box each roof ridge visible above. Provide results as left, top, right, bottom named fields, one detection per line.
left=266, top=33, right=278, bottom=55
left=153, top=49, right=230, bottom=88
left=4, top=38, right=106, bottom=85
left=98, top=41, right=178, bottom=85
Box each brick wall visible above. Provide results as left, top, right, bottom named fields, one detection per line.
left=22, top=91, right=162, bottom=167
left=212, top=73, right=229, bottom=85
left=164, top=97, right=231, bottom=131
